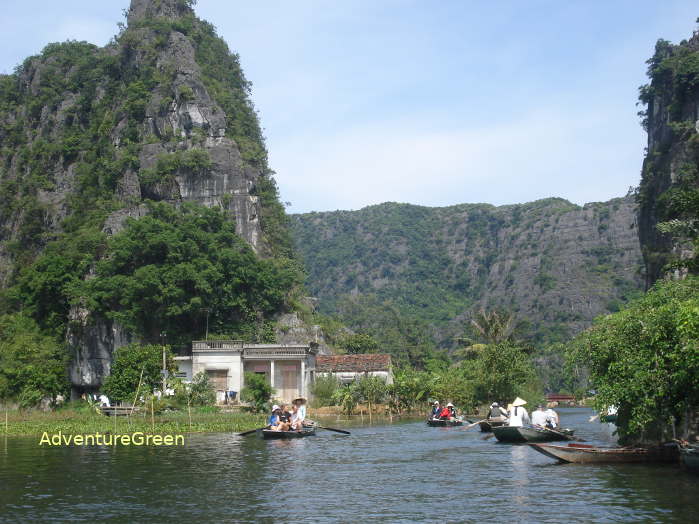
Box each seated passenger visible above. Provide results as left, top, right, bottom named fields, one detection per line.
left=438, top=405, right=451, bottom=420
left=276, top=404, right=292, bottom=431
left=531, top=404, right=547, bottom=427
left=446, top=402, right=456, bottom=420
left=268, top=405, right=281, bottom=430
left=291, top=398, right=307, bottom=430
left=430, top=401, right=441, bottom=419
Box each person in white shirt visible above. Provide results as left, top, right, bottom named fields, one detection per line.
left=531, top=404, right=548, bottom=427
left=508, top=397, right=530, bottom=427
left=291, top=397, right=307, bottom=430
left=544, top=407, right=559, bottom=428
left=99, top=394, right=110, bottom=407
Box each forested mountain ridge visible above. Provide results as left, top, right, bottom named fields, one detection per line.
left=291, top=195, right=643, bottom=355
left=0, top=0, right=303, bottom=396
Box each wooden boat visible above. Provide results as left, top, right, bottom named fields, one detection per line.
left=257, top=427, right=316, bottom=439
left=529, top=443, right=650, bottom=463
left=478, top=418, right=507, bottom=432
left=427, top=417, right=464, bottom=427
left=680, top=445, right=699, bottom=474
left=492, top=425, right=574, bottom=443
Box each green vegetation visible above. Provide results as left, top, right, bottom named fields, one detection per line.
left=240, top=372, right=273, bottom=413
left=569, top=276, right=699, bottom=444
left=1, top=405, right=265, bottom=437
left=102, top=344, right=176, bottom=403
left=0, top=314, right=69, bottom=407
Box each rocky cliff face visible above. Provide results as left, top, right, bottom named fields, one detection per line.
left=0, top=0, right=293, bottom=393
left=291, top=196, right=643, bottom=349
left=638, top=31, right=699, bottom=286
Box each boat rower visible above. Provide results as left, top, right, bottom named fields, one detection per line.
left=507, top=397, right=530, bottom=427
left=488, top=402, right=507, bottom=419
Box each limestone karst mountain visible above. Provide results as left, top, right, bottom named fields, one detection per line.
left=637, top=30, right=699, bottom=286
left=0, top=0, right=301, bottom=394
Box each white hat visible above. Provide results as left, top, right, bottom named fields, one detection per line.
left=512, top=397, right=527, bottom=407
left=272, top=404, right=280, bottom=411
left=433, top=401, right=440, bottom=405
left=446, top=403, right=454, bottom=407
left=491, top=402, right=499, bottom=407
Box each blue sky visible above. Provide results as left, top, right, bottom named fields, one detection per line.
left=2, top=1, right=697, bottom=213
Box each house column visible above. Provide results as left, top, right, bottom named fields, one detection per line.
left=300, top=360, right=306, bottom=397
left=270, top=360, right=275, bottom=389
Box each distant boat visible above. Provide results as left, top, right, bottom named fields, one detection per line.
left=478, top=418, right=507, bottom=432
left=680, top=445, right=699, bottom=474
left=492, top=425, right=574, bottom=443
left=529, top=442, right=678, bottom=464
left=257, top=427, right=316, bottom=439
left=427, top=418, right=464, bottom=427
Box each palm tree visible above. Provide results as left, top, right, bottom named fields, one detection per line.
left=469, top=308, right=515, bottom=345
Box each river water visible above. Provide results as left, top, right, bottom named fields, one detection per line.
left=1, top=408, right=697, bottom=523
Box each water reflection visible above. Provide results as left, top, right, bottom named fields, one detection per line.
left=1, top=409, right=697, bottom=522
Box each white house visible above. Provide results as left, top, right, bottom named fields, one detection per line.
left=175, top=340, right=318, bottom=403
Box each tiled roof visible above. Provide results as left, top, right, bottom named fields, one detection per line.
left=315, top=354, right=392, bottom=373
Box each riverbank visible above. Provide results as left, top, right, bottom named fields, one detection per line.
left=1, top=407, right=266, bottom=437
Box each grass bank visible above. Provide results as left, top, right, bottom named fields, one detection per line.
left=1, top=406, right=266, bottom=437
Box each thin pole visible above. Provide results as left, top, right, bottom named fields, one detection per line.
left=162, top=344, right=167, bottom=397
left=151, top=397, right=155, bottom=433
left=5, top=411, right=7, bottom=435
left=205, top=310, right=209, bottom=341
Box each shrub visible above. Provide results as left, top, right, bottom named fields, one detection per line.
left=240, top=372, right=273, bottom=412
left=310, top=374, right=339, bottom=407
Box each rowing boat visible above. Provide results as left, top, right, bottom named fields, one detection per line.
left=529, top=443, right=649, bottom=463
left=680, top=445, right=699, bottom=474
left=478, top=418, right=507, bottom=432
left=427, top=418, right=464, bottom=427
left=257, top=427, right=316, bottom=439
left=492, top=425, right=574, bottom=443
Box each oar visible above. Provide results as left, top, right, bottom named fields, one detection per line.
left=238, top=427, right=265, bottom=437
left=464, top=419, right=488, bottom=429
left=317, top=425, right=351, bottom=435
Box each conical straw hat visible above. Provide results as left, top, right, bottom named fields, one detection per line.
left=512, top=397, right=527, bottom=407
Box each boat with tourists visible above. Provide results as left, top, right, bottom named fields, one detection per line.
left=478, top=418, right=507, bottom=432
left=529, top=442, right=679, bottom=464
left=427, top=417, right=464, bottom=427
left=492, top=424, right=574, bottom=443
left=257, top=426, right=316, bottom=439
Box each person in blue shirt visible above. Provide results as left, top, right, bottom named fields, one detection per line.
left=430, top=401, right=441, bottom=419
left=268, top=405, right=281, bottom=428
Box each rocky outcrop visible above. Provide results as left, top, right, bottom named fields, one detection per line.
left=637, top=32, right=699, bottom=286
left=291, top=196, right=644, bottom=347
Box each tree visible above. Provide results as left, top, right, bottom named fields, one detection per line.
left=468, top=309, right=515, bottom=345
left=240, top=372, right=273, bottom=413
left=467, top=341, right=537, bottom=405
left=355, top=375, right=387, bottom=420
left=339, top=333, right=379, bottom=354
left=102, top=343, right=175, bottom=403
left=0, top=313, right=69, bottom=407
left=569, top=277, right=699, bottom=444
